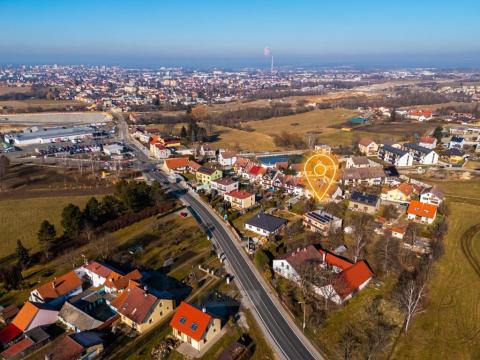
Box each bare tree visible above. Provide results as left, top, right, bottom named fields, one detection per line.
left=306, top=133, right=319, bottom=149
left=404, top=222, right=418, bottom=246
left=396, top=267, right=429, bottom=332
left=350, top=213, right=374, bottom=262
left=339, top=326, right=360, bottom=360
left=362, top=297, right=393, bottom=359
left=92, top=233, right=115, bottom=260
left=163, top=122, right=175, bottom=136
left=376, top=232, right=400, bottom=275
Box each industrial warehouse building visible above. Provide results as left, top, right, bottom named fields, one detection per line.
left=5, top=126, right=95, bottom=146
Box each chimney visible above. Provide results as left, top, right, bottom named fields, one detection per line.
left=322, top=251, right=326, bottom=263
left=202, top=307, right=207, bottom=313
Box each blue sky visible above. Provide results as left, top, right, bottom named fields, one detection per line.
left=1, top=0, right=479, bottom=67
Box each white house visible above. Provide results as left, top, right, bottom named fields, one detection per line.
left=29, top=271, right=83, bottom=306
left=403, top=143, right=439, bottom=165
left=407, top=110, right=433, bottom=122
left=210, top=177, right=239, bottom=195
left=150, top=143, right=172, bottom=159
left=345, top=156, right=379, bottom=169
left=245, top=212, right=287, bottom=237
left=448, top=136, right=465, bottom=149
left=218, top=150, right=237, bottom=167
left=378, top=145, right=413, bottom=167
left=418, top=136, right=437, bottom=149
left=420, top=186, right=444, bottom=206
left=76, top=261, right=122, bottom=288
left=273, top=245, right=373, bottom=304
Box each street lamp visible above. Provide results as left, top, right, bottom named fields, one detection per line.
left=298, top=301, right=306, bottom=332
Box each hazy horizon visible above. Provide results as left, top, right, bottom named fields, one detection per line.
left=2, top=0, right=480, bottom=69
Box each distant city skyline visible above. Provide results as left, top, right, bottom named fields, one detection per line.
left=2, top=0, right=480, bottom=68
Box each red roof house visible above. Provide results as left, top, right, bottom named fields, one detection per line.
left=1, top=337, right=34, bottom=359
left=273, top=245, right=373, bottom=304
left=170, top=302, right=222, bottom=352
left=0, top=324, right=22, bottom=345
left=407, top=200, right=438, bottom=224
left=29, top=271, right=83, bottom=304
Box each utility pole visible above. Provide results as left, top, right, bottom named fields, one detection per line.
left=298, top=301, right=306, bottom=332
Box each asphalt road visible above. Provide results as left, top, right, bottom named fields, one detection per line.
left=148, top=169, right=320, bottom=359
left=119, top=116, right=322, bottom=359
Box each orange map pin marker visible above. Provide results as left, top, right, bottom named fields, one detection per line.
left=302, top=152, right=339, bottom=202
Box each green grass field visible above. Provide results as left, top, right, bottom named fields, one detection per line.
left=0, top=195, right=101, bottom=258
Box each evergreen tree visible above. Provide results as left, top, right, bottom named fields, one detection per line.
left=61, top=204, right=84, bottom=238
left=16, top=240, right=31, bottom=268
left=180, top=125, right=187, bottom=138
left=38, top=220, right=56, bottom=243
left=433, top=126, right=443, bottom=143
left=390, top=108, right=397, bottom=122
left=83, top=197, right=102, bottom=226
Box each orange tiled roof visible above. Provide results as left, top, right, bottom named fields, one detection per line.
left=164, top=157, right=189, bottom=170
left=34, top=271, right=82, bottom=302
left=105, top=270, right=142, bottom=291
left=11, top=302, right=40, bottom=332
left=407, top=200, right=437, bottom=219
left=84, top=261, right=120, bottom=279
left=170, top=302, right=213, bottom=342
left=336, top=261, right=373, bottom=299
left=110, top=284, right=158, bottom=324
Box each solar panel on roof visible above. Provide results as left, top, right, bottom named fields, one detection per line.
left=308, top=212, right=334, bottom=223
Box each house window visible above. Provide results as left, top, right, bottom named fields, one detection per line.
left=179, top=316, right=187, bottom=325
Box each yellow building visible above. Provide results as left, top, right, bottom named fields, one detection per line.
left=110, top=284, right=174, bottom=334
left=380, top=183, right=415, bottom=203
left=223, top=190, right=255, bottom=210
left=170, top=302, right=222, bottom=353
left=196, top=166, right=222, bottom=186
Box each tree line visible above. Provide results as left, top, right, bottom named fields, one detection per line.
left=0, top=180, right=174, bottom=290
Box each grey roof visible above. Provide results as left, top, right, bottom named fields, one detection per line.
left=25, top=327, right=50, bottom=343
left=12, top=126, right=94, bottom=141
left=381, top=145, right=408, bottom=156
left=350, top=156, right=370, bottom=166
left=59, top=301, right=105, bottom=331
left=211, top=177, right=237, bottom=186
left=245, top=212, right=287, bottom=232
left=197, top=166, right=217, bottom=175
left=404, top=143, right=433, bottom=154
left=422, top=186, right=444, bottom=199
left=341, top=167, right=386, bottom=180
left=350, top=191, right=379, bottom=206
